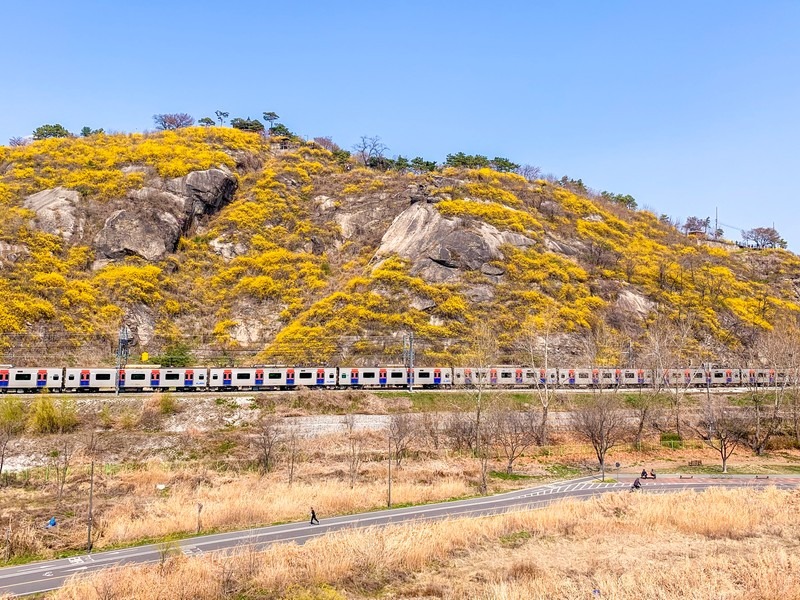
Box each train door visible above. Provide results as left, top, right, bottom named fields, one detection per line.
left=223, top=369, right=232, bottom=386
left=591, top=369, right=600, bottom=385
left=351, top=369, right=359, bottom=385
left=0, top=369, right=7, bottom=388
left=490, top=368, right=498, bottom=385
left=539, top=368, right=546, bottom=385
left=515, top=368, right=523, bottom=384
left=150, top=370, right=160, bottom=388
left=725, top=369, right=733, bottom=384
left=185, top=369, right=194, bottom=387
left=318, top=368, right=328, bottom=386
left=637, top=369, right=645, bottom=385
left=255, top=369, right=264, bottom=386
left=464, top=369, right=472, bottom=385
left=568, top=369, right=576, bottom=385
left=36, top=370, right=48, bottom=387
left=80, top=370, right=90, bottom=388
left=118, top=369, right=126, bottom=389
left=286, top=369, right=295, bottom=386
left=434, top=368, right=444, bottom=385
left=769, top=369, right=776, bottom=385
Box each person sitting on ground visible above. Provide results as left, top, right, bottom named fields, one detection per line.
left=641, top=469, right=648, bottom=479
left=632, top=477, right=641, bottom=490
left=650, top=469, right=656, bottom=479
left=45, top=516, right=57, bottom=529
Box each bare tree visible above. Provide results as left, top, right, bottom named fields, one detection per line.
left=352, top=135, right=388, bottom=166
left=282, top=422, right=302, bottom=486
left=254, top=413, right=283, bottom=474
left=741, top=320, right=800, bottom=453
left=570, top=394, right=629, bottom=481
left=688, top=397, right=747, bottom=473
left=313, top=136, right=340, bottom=152
left=153, top=113, right=195, bottom=130
left=388, top=413, right=416, bottom=467
left=515, top=164, right=542, bottom=181
left=49, top=436, right=75, bottom=502
left=516, top=309, right=559, bottom=445
left=639, top=313, right=697, bottom=437
left=421, top=411, right=443, bottom=450
left=443, top=411, right=476, bottom=453
left=489, top=407, right=537, bottom=474
left=0, top=397, right=25, bottom=481
left=8, top=136, right=29, bottom=147
left=344, top=414, right=364, bottom=488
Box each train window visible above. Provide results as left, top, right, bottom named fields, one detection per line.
left=53, top=374, right=59, bottom=380
left=526, top=371, right=535, bottom=378
left=714, top=372, right=723, bottom=377
left=625, top=373, right=635, bottom=379
left=96, top=373, right=112, bottom=381
left=164, top=373, right=180, bottom=380
left=236, top=373, right=251, bottom=380
left=130, top=373, right=146, bottom=381
left=198, top=374, right=205, bottom=380
left=268, top=373, right=282, bottom=380
left=418, top=371, right=431, bottom=378
left=68, top=374, right=75, bottom=380
left=578, top=373, right=589, bottom=379
left=603, top=373, right=612, bottom=379
left=390, top=371, right=404, bottom=378
left=778, top=372, right=786, bottom=377
left=13, top=373, right=32, bottom=381
left=299, top=372, right=313, bottom=379
left=362, top=372, right=376, bottom=379
left=500, top=372, right=512, bottom=379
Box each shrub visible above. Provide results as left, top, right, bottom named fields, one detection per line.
left=660, top=432, right=684, bottom=449
left=27, top=397, right=78, bottom=434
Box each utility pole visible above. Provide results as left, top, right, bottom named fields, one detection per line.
left=115, top=325, right=132, bottom=396
left=387, top=432, right=392, bottom=508
left=403, top=332, right=415, bottom=393
left=87, top=459, right=94, bottom=553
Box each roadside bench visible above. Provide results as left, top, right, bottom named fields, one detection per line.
left=688, top=460, right=702, bottom=467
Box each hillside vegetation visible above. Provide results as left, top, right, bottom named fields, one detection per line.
left=1, top=128, right=799, bottom=366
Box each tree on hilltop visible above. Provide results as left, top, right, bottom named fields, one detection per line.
left=262, top=111, right=279, bottom=133
left=214, top=110, right=229, bottom=125
left=445, top=152, right=490, bottom=169
left=198, top=117, right=215, bottom=127
left=80, top=126, right=104, bottom=137
left=33, top=123, right=72, bottom=139
left=742, top=227, right=786, bottom=249
left=353, top=135, right=388, bottom=166
left=230, top=117, right=265, bottom=133
left=490, top=156, right=520, bottom=172
left=153, top=113, right=195, bottom=130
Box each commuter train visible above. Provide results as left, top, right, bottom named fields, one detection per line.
left=0, top=364, right=791, bottom=393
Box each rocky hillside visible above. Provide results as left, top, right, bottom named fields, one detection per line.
left=1, top=128, right=799, bottom=367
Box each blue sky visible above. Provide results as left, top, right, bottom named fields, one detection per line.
left=3, top=1, right=799, bottom=248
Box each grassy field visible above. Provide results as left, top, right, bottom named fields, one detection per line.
left=48, top=487, right=800, bottom=600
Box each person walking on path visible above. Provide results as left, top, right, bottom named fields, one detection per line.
left=310, top=507, right=319, bottom=525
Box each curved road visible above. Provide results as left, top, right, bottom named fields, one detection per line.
left=1, top=474, right=797, bottom=597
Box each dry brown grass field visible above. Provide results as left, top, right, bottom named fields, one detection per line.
left=48, top=487, right=800, bottom=600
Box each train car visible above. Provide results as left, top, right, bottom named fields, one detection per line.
left=0, top=367, right=62, bottom=392
left=292, top=367, right=338, bottom=388
left=340, top=367, right=450, bottom=388
left=209, top=367, right=265, bottom=390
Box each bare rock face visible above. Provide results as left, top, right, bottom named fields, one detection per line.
left=93, top=167, right=238, bottom=262
left=23, top=187, right=84, bottom=241
left=165, top=168, right=238, bottom=217
left=375, top=203, right=535, bottom=283
left=94, top=210, right=182, bottom=261
left=615, top=288, right=655, bottom=319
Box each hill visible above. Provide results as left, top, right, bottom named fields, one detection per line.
left=1, top=127, right=799, bottom=367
